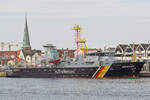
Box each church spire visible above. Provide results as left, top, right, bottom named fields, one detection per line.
left=22, top=16, right=31, bottom=49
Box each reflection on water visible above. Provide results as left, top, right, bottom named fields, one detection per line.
left=0, top=78, right=150, bottom=100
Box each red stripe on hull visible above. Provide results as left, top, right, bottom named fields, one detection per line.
left=94, top=66, right=105, bottom=78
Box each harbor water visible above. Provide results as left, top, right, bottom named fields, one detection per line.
left=0, top=78, right=150, bottom=100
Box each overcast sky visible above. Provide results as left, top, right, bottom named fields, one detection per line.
left=0, top=0, right=150, bottom=50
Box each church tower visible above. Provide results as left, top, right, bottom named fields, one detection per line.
left=22, top=16, right=31, bottom=50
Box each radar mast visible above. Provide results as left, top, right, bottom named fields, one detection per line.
left=73, top=25, right=88, bottom=57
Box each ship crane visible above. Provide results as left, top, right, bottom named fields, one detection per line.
left=73, top=25, right=88, bottom=57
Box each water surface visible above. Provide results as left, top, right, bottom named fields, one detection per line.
left=0, top=78, right=150, bottom=100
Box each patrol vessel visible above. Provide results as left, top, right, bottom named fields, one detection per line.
left=6, top=51, right=144, bottom=78
left=6, top=25, right=144, bottom=78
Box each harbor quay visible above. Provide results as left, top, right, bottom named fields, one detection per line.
left=0, top=17, right=148, bottom=78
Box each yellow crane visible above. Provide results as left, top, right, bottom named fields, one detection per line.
left=73, top=25, right=88, bottom=57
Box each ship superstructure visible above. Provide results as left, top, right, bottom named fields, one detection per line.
left=43, top=44, right=60, bottom=64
